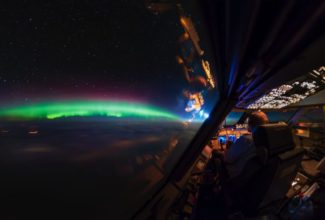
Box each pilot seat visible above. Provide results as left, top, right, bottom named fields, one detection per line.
left=224, top=123, right=305, bottom=217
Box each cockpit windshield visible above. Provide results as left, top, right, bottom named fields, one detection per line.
left=0, top=1, right=219, bottom=219
left=224, top=111, right=244, bottom=125
left=266, top=110, right=297, bottom=123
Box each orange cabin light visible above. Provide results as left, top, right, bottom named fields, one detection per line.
left=296, top=129, right=305, bottom=135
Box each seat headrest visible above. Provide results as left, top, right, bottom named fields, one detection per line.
left=253, top=123, right=294, bottom=157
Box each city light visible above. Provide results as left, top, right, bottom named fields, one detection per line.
left=179, top=16, right=204, bottom=56
left=202, top=60, right=216, bottom=88
left=185, top=92, right=204, bottom=112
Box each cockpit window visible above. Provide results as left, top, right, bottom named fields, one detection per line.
left=224, top=111, right=244, bottom=125
left=0, top=1, right=218, bottom=219
left=266, top=110, right=297, bottom=123
left=296, top=107, right=324, bottom=124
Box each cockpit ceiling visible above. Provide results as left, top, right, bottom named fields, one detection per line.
left=245, top=66, right=325, bottom=109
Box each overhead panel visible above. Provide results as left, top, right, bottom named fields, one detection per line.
left=246, top=66, right=325, bottom=109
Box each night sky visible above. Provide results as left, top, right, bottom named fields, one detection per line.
left=0, top=0, right=191, bottom=116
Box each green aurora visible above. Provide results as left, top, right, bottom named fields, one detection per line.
left=0, top=101, right=179, bottom=120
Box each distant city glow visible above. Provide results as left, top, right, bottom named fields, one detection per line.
left=202, top=60, right=216, bottom=88
left=185, top=92, right=204, bottom=112
left=187, top=109, right=209, bottom=123
left=179, top=16, right=204, bottom=56
left=0, top=101, right=180, bottom=120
